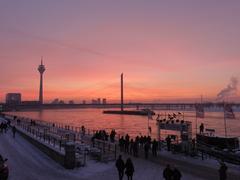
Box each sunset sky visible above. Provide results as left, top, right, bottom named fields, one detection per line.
left=1, top=0, right=240, bottom=103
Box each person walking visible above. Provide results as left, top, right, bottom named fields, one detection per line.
left=133, top=141, right=138, bottom=157
left=125, top=134, right=130, bottom=154
left=200, top=123, right=204, bottom=134
left=166, top=136, right=171, bottom=151
left=163, top=164, right=173, bottom=180
left=3, top=123, right=7, bottom=133
left=119, top=136, right=125, bottom=152
left=115, top=155, right=125, bottom=180
left=125, top=158, right=134, bottom=180
left=152, top=139, right=158, bottom=157
left=129, top=139, right=134, bottom=155
left=172, top=167, right=182, bottom=180
left=0, top=123, right=3, bottom=133
left=12, top=126, right=16, bottom=138
left=144, top=142, right=150, bottom=159
left=219, top=162, right=228, bottom=180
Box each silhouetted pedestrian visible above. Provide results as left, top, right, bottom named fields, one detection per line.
left=81, top=126, right=85, bottom=136
left=110, top=129, right=116, bottom=142
left=192, top=138, right=196, bottom=152
left=166, top=136, right=171, bottom=151
left=172, top=167, right=182, bottom=180
left=144, top=142, right=150, bottom=159
left=163, top=164, right=173, bottom=180
left=125, top=158, right=134, bottom=180
left=200, top=123, right=204, bottom=134
left=129, top=139, right=134, bottom=155
left=152, top=139, right=158, bottom=157
left=115, top=155, right=125, bottom=180
left=125, top=134, right=130, bottom=153
left=119, top=136, right=125, bottom=152
left=219, top=162, right=228, bottom=180
left=133, top=141, right=138, bottom=157
left=0, top=123, right=3, bottom=133
left=3, top=123, right=7, bottom=133
left=12, top=126, right=16, bottom=138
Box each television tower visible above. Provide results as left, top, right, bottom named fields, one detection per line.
left=38, top=57, right=46, bottom=104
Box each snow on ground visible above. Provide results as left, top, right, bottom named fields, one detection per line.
left=0, top=129, right=204, bottom=180
left=158, top=149, right=240, bottom=175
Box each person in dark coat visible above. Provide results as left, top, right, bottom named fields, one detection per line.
left=115, top=155, right=125, bottom=180
left=3, top=123, right=7, bottom=133
left=129, top=139, right=134, bottom=155
left=0, top=123, right=3, bottom=133
left=200, top=123, right=204, bottom=134
left=110, top=129, right=116, bottom=142
left=166, top=136, right=171, bottom=151
left=133, top=141, right=138, bottom=157
left=144, top=142, right=150, bottom=159
left=219, top=162, right=228, bottom=180
left=163, top=164, right=173, bottom=180
left=119, top=136, right=125, bottom=152
left=152, top=139, right=158, bottom=157
left=125, top=134, right=130, bottom=153
left=172, top=167, right=182, bottom=180
left=125, top=158, right=134, bottom=180
left=12, top=126, right=16, bottom=138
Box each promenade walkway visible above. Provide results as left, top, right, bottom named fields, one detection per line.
left=0, top=129, right=204, bottom=180
left=1, top=116, right=239, bottom=179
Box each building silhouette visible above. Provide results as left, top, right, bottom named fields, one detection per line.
left=102, top=98, right=107, bottom=104
left=69, top=100, right=74, bottom=104
left=38, top=58, right=46, bottom=104
left=5, top=93, right=21, bottom=105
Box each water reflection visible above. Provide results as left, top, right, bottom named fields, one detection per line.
left=7, top=108, right=240, bottom=139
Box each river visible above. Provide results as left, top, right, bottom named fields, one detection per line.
left=6, top=108, right=240, bottom=139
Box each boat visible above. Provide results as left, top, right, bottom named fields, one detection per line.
left=196, top=134, right=240, bottom=165
left=103, top=109, right=155, bottom=116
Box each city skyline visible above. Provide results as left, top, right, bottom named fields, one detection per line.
left=1, top=1, right=240, bottom=103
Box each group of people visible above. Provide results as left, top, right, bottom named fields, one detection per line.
left=116, top=155, right=183, bottom=180
left=119, top=134, right=158, bottom=159
left=30, top=120, right=37, bottom=126
left=0, top=117, right=17, bottom=138
left=91, top=129, right=110, bottom=142
left=88, top=125, right=231, bottom=180
left=91, top=129, right=117, bottom=143
left=0, top=122, right=8, bottom=133
left=116, top=155, right=134, bottom=180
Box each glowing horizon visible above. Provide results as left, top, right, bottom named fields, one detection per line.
left=1, top=1, right=240, bottom=103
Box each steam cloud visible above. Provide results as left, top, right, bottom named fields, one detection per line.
left=217, top=77, right=238, bottom=100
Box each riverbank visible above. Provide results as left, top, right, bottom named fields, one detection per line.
left=1, top=115, right=240, bottom=179
left=0, top=129, right=204, bottom=180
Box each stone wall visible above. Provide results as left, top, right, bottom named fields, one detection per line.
left=16, top=128, right=66, bottom=167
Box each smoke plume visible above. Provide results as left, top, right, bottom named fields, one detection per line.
left=217, top=77, right=238, bottom=100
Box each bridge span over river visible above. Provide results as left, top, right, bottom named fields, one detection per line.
left=1, top=102, right=240, bottom=112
